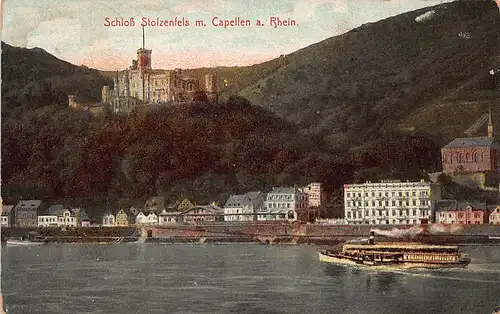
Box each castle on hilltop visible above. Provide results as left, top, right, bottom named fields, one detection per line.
left=101, top=29, right=218, bottom=114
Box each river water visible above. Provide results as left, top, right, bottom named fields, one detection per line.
left=1, top=244, right=499, bottom=314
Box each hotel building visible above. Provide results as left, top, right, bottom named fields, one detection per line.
left=344, top=180, right=442, bottom=225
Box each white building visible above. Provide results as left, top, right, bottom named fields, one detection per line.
left=146, top=212, right=158, bottom=225
left=224, top=192, right=264, bottom=222
left=258, top=187, right=308, bottom=222
left=343, top=180, right=441, bottom=225
left=38, top=205, right=77, bottom=227
left=159, top=209, right=180, bottom=224
left=59, top=209, right=77, bottom=227
left=1, top=205, right=13, bottom=227
left=300, top=182, right=323, bottom=207
left=135, top=212, right=147, bottom=224
left=102, top=213, right=116, bottom=227
left=489, top=205, right=500, bottom=225
left=135, top=212, right=158, bottom=225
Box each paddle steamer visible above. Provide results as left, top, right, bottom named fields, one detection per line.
left=319, top=232, right=470, bottom=269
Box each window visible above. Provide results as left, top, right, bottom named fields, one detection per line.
left=347, top=193, right=350, bottom=197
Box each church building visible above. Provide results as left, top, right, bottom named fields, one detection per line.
left=441, top=110, right=500, bottom=174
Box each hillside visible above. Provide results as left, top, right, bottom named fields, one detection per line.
left=1, top=42, right=112, bottom=113
left=219, top=1, right=500, bottom=148
left=1, top=99, right=354, bottom=217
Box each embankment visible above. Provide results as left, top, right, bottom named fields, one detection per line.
left=2, top=223, right=500, bottom=245
left=1, top=227, right=138, bottom=243
left=146, top=223, right=500, bottom=245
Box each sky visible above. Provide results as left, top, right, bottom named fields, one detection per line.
left=2, top=0, right=499, bottom=70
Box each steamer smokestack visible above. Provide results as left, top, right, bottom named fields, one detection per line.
left=369, top=231, right=375, bottom=245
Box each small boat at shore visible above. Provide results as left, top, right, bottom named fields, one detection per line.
left=5, top=236, right=46, bottom=246
left=319, top=232, right=470, bottom=269
left=6, top=239, right=43, bottom=246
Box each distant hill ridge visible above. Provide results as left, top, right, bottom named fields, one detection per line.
left=227, top=0, right=500, bottom=147
left=1, top=41, right=112, bottom=112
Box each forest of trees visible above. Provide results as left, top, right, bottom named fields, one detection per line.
left=1, top=95, right=443, bottom=218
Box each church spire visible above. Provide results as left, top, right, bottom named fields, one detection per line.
left=488, top=107, right=494, bottom=138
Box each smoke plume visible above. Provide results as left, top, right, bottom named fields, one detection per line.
left=370, top=225, right=424, bottom=239
left=427, top=224, right=463, bottom=234
left=371, top=224, right=464, bottom=239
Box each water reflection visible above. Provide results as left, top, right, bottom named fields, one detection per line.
left=370, top=272, right=398, bottom=293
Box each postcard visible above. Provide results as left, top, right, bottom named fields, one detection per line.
left=1, top=0, right=500, bottom=313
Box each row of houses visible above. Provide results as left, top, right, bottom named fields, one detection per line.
left=0, top=183, right=324, bottom=228
left=1, top=201, right=90, bottom=228
left=101, top=198, right=223, bottom=227
left=343, top=180, right=500, bottom=225
left=101, top=184, right=323, bottom=226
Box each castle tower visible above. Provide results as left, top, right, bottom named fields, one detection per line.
left=137, top=26, right=151, bottom=102
left=124, top=71, right=130, bottom=97
left=137, top=48, right=152, bottom=74
left=488, top=108, right=494, bottom=138
left=113, top=72, right=119, bottom=98
left=102, top=85, right=110, bottom=104
left=204, top=73, right=218, bottom=104
left=137, top=26, right=152, bottom=75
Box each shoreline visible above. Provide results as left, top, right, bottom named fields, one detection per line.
left=3, top=235, right=500, bottom=246
left=2, top=224, right=500, bottom=245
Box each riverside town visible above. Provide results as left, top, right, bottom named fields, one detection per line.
left=2, top=1, right=500, bottom=313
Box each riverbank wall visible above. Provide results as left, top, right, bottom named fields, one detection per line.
left=2, top=224, right=500, bottom=245
left=1, top=227, right=138, bottom=243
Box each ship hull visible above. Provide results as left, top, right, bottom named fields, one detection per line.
left=318, top=251, right=470, bottom=269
